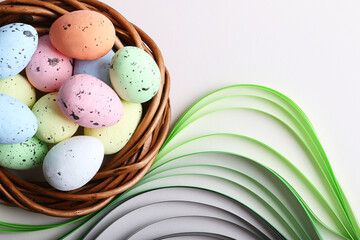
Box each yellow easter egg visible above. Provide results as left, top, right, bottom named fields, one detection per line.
left=84, top=100, right=142, bottom=154
left=0, top=74, right=36, bottom=107
left=32, top=92, right=79, bottom=143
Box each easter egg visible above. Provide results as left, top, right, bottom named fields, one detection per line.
left=110, top=46, right=161, bottom=103
left=0, top=74, right=36, bottom=107
left=0, top=136, right=49, bottom=170
left=25, top=35, right=73, bottom=92
left=0, top=23, right=38, bottom=79
left=58, top=74, right=123, bottom=128
left=42, top=136, right=104, bottom=191
left=84, top=100, right=142, bottom=154
left=0, top=94, right=38, bottom=144
left=49, top=10, right=115, bottom=60
left=32, top=92, right=79, bottom=144
left=74, top=49, right=114, bottom=87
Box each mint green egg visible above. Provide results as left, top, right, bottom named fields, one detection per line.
left=0, top=136, right=49, bottom=170
left=110, top=46, right=161, bottom=103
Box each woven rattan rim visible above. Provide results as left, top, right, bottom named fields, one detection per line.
left=0, top=0, right=171, bottom=217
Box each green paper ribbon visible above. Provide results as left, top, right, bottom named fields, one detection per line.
left=1, top=85, right=359, bottom=240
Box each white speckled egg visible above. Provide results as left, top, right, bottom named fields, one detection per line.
left=110, top=46, right=161, bottom=103
left=0, top=74, right=36, bottom=108
left=0, top=136, right=49, bottom=170
left=42, top=136, right=104, bottom=191
left=84, top=100, right=142, bottom=154
left=0, top=94, right=38, bottom=144
left=0, top=23, right=38, bottom=79
left=32, top=92, right=79, bottom=143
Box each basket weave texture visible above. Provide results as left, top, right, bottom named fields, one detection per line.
left=0, top=0, right=171, bottom=217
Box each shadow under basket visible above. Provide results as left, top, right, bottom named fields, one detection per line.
left=0, top=0, right=171, bottom=217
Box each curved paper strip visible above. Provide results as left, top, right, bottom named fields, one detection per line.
left=144, top=166, right=309, bottom=238
left=156, top=108, right=345, bottom=236
left=162, top=98, right=346, bottom=226
left=142, top=152, right=318, bottom=238
left=154, top=234, right=233, bottom=240
left=166, top=85, right=359, bottom=238
left=126, top=216, right=259, bottom=240
left=95, top=201, right=268, bottom=240
left=119, top=174, right=298, bottom=239
left=155, top=86, right=358, bottom=238
left=83, top=188, right=281, bottom=240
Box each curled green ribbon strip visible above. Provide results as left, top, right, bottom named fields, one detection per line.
left=0, top=85, right=359, bottom=240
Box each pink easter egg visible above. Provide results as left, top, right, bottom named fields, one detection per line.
left=25, top=35, right=73, bottom=92
left=58, top=74, right=123, bottom=128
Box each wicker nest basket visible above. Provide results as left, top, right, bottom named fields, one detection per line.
left=0, top=0, right=171, bottom=217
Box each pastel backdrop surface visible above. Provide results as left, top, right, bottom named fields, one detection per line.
left=0, top=0, right=359, bottom=239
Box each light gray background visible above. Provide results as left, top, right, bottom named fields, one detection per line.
left=0, top=0, right=359, bottom=239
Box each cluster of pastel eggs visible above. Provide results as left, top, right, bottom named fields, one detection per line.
left=0, top=10, right=161, bottom=191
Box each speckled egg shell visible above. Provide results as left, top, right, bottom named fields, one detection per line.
left=84, top=100, right=142, bottom=154
left=0, top=94, right=38, bottom=144
left=58, top=74, right=123, bottom=128
left=110, top=46, right=161, bottom=103
left=74, top=49, right=114, bottom=87
left=0, top=23, right=38, bottom=79
left=25, top=35, right=73, bottom=92
left=32, top=92, right=79, bottom=143
left=43, top=136, right=104, bottom=191
left=49, top=10, right=115, bottom=60
left=0, top=136, right=49, bottom=170
left=0, top=74, right=36, bottom=107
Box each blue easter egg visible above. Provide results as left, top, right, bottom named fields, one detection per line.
left=0, top=23, right=38, bottom=79
left=0, top=94, right=38, bottom=144
left=74, top=50, right=115, bottom=87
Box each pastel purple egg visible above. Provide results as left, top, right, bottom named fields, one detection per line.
left=26, top=35, right=73, bottom=92
left=58, top=74, right=123, bottom=128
